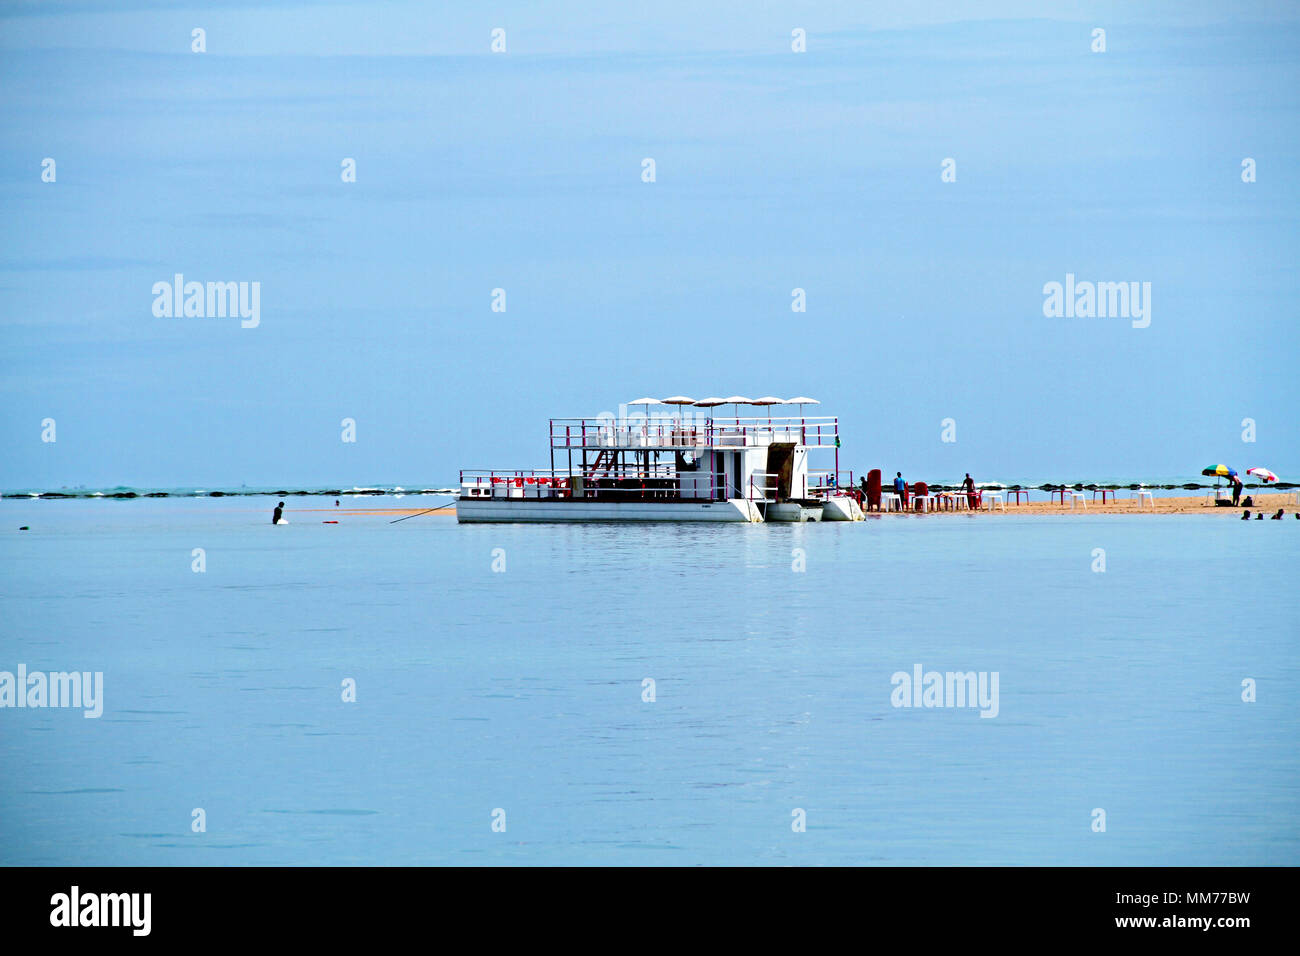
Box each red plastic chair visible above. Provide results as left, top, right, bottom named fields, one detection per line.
left=866, top=469, right=882, bottom=511
left=912, top=481, right=929, bottom=511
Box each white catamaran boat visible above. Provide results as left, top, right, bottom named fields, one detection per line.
left=457, top=396, right=864, bottom=523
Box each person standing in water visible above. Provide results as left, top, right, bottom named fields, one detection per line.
left=272, top=501, right=284, bottom=524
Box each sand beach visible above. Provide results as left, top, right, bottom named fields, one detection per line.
left=917, top=491, right=1298, bottom=516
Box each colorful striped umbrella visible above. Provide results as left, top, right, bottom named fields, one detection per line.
left=1201, top=465, right=1237, bottom=478
left=1246, top=467, right=1278, bottom=483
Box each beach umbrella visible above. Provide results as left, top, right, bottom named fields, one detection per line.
left=625, top=399, right=665, bottom=465
left=658, top=396, right=696, bottom=433
left=1201, top=464, right=1237, bottom=493
left=721, top=395, right=754, bottom=421
left=693, top=398, right=729, bottom=437
left=626, top=397, right=662, bottom=432
left=627, top=398, right=661, bottom=421
left=693, top=400, right=730, bottom=492
left=784, top=396, right=819, bottom=417
left=748, top=396, right=784, bottom=426
left=1246, top=467, right=1278, bottom=484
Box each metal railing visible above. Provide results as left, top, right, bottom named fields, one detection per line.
left=749, top=473, right=778, bottom=502
left=807, top=470, right=856, bottom=499
left=548, top=416, right=839, bottom=450
left=461, top=467, right=729, bottom=502
left=460, top=465, right=854, bottom=504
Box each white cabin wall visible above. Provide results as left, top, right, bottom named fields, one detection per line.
left=742, top=447, right=770, bottom=499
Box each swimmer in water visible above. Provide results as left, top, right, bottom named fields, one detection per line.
left=1272, top=509, right=1284, bottom=520
left=1241, top=509, right=1251, bottom=520
left=272, top=501, right=284, bottom=524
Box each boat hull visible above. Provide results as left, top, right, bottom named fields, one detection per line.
left=765, top=502, right=822, bottom=522
left=821, top=496, right=864, bottom=521
left=455, top=498, right=762, bottom=523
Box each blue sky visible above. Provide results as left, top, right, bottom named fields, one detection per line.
left=2, top=1, right=1298, bottom=489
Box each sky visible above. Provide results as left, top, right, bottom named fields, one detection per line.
left=2, top=1, right=1298, bottom=490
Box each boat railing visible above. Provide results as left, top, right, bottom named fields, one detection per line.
left=749, top=473, right=779, bottom=502
left=548, top=416, right=839, bottom=450
left=807, top=469, right=856, bottom=498
left=461, top=467, right=728, bottom=502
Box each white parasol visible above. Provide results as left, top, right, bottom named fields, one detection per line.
left=720, top=395, right=754, bottom=421
left=784, top=396, right=819, bottom=418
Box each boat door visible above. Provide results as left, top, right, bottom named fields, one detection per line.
left=765, top=443, right=795, bottom=501
left=711, top=450, right=745, bottom=500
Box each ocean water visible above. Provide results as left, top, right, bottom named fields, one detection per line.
left=1, top=497, right=1297, bottom=866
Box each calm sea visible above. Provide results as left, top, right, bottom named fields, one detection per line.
left=1, top=497, right=1296, bottom=865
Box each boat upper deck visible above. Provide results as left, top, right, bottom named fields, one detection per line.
left=548, top=416, right=839, bottom=451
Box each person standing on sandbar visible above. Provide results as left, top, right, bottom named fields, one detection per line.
left=962, top=473, right=977, bottom=510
